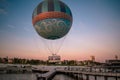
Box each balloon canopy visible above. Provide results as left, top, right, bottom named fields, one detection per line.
left=32, top=0, right=73, bottom=40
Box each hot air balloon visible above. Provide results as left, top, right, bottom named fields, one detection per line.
left=32, top=0, right=73, bottom=54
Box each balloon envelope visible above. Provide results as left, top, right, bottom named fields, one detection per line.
left=32, top=0, right=73, bottom=40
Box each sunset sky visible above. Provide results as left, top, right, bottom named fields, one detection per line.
left=0, top=0, right=120, bottom=62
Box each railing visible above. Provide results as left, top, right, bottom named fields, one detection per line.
left=35, top=66, right=120, bottom=80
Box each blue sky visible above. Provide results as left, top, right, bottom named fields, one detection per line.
left=0, top=0, right=120, bottom=62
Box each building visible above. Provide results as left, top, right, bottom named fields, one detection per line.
left=8, top=58, right=13, bottom=63
left=105, top=59, right=120, bottom=72
left=48, top=54, right=61, bottom=64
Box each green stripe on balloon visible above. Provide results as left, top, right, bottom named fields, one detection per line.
left=65, top=6, right=72, bottom=17
left=54, top=0, right=60, bottom=12
left=32, top=7, right=37, bottom=19
left=42, top=0, right=48, bottom=12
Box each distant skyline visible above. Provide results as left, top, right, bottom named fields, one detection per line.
left=0, top=0, right=120, bottom=62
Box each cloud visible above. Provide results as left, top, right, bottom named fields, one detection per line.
left=0, top=8, right=7, bottom=14
left=23, top=26, right=33, bottom=32
left=0, top=0, right=9, bottom=15
left=7, top=24, right=16, bottom=29
left=22, top=23, right=33, bottom=32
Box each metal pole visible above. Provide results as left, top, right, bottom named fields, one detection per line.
left=86, top=74, right=89, bottom=80
left=94, top=75, right=97, bottom=80
left=104, top=76, right=108, bottom=80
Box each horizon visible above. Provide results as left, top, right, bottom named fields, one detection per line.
left=0, top=55, right=119, bottom=62
left=0, top=0, right=120, bottom=62
left=0, top=53, right=119, bottom=63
